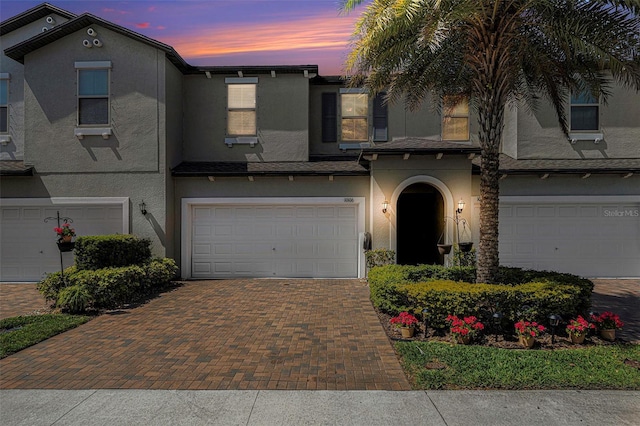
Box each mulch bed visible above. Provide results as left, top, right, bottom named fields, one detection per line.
left=375, top=309, right=627, bottom=349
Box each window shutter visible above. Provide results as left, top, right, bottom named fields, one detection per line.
left=322, top=92, right=337, bottom=143
left=373, top=93, right=388, bottom=141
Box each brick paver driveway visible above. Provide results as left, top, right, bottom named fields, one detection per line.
left=0, top=280, right=410, bottom=390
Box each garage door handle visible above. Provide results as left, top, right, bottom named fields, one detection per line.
left=272, top=248, right=276, bottom=251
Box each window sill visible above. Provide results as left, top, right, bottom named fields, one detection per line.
left=75, top=127, right=112, bottom=140
left=225, top=137, right=258, bottom=147
left=568, top=132, right=603, bottom=144
left=0, top=135, right=11, bottom=145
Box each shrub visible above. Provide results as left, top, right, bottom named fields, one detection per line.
left=452, top=247, right=476, bottom=267
left=37, top=259, right=178, bottom=311
left=57, top=285, right=91, bottom=314
left=365, top=248, right=396, bottom=269
left=367, top=264, right=476, bottom=312
left=367, top=264, right=593, bottom=328
left=38, top=267, right=77, bottom=303
left=74, top=235, right=152, bottom=270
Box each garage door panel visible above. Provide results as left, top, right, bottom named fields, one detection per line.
left=1, top=203, right=124, bottom=282
left=500, top=201, right=640, bottom=277
left=190, top=202, right=359, bottom=278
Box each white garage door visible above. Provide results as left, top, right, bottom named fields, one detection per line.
left=499, top=198, right=640, bottom=277
left=189, top=201, right=362, bottom=278
left=1, top=200, right=126, bottom=282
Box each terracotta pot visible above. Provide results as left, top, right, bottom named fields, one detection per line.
left=600, top=329, right=616, bottom=341
left=519, top=335, right=535, bottom=349
left=456, top=334, right=471, bottom=345
left=400, top=327, right=415, bottom=338
left=570, top=333, right=585, bottom=344
left=61, top=235, right=73, bottom=243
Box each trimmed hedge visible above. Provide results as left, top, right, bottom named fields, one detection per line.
left=74, top=235, right=152, bottom=270
left=38, top=258, right=178, bottom=313
left=368, top=264, right=593, bottom=328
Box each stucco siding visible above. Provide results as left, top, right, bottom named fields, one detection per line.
left=182, top=73, right=309, bottom=162
left=22, top=25, right=163, bottom=173
left=369, top=156, right=475, bottom=251
left=0, top=13, right=73, bottom=161
left=515, top=85, right=640, bottom=159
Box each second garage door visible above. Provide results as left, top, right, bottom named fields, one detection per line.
left=189, top=200, right=362, bottom=278
left=499, top=197, right=640, bottom=277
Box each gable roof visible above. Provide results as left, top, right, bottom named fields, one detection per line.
left=4, top=12, right=193, bottom=73
left=0, top=2, right=76, bottom=36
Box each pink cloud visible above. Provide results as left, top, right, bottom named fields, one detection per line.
left=166, top=11, right=360, bottom=60
left=136, top=22, right=151, bottom=29
left=148, top=6, right=157, bottom=12
left=156, top=26, right=166, bottom=30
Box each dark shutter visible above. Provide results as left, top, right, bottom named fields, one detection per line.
left=322, top=92, right=337, bottom=143
left=373, top=92, right=388, bottom=141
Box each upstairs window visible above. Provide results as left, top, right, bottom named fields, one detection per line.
left=571, top=91, right=599, bottom=131
left=0, top=78, right=7, bottom=133
left=341, top=92, right=368, bottom=141
left=77, top=62, right=111, bottom=126
left=227, top=82, right=256, bottom=136
left=442, top=96, right=469, bottom=141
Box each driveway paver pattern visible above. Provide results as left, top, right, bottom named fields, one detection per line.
left=0, top=280, right=411, bottom=390
left=590, top=279, right=639, bottom=343
left=0, top=284, right=48, bottom=320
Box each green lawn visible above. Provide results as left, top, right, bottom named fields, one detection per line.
left=397, top=341, right=640, bottom=390
left=0, top=314, right=90, bottom=359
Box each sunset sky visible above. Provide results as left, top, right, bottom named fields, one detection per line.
left=1, top=1, right=367, bottom=75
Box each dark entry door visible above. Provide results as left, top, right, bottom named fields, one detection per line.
left=397, top=191, right=443, bottom=265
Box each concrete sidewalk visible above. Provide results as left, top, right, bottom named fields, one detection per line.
left=2, top=389, right=638, bottom=426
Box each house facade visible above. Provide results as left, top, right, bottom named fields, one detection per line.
left=1, top=3, right=638, bottom=282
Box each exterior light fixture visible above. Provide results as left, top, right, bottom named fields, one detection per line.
left=139, top=200, right=147, bottom=216
left=549, top=314, right=561, bottom=344
left=382, top=200, right=390, bottom=213
left=456, top=199, right=465, bottom=214
left=492, top=311, right=504, bottom=340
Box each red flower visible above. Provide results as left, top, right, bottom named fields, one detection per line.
left=514, top=320, right=545, bottom=338
left=390, top=312, right=418, bottom=328
left=591, top=312, right=624, bottom=330
left=446, top=314, right=485, bottom=340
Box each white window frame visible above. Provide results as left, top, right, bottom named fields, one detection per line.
left=570, top=91, right=600, bottom=132
left=340, top=88, right=369, bottom=142
left=225, top=77, right=258, bottom=144
left=442, top=96, right=470, bottom=141
left=76, top=61, right=111, bottom=128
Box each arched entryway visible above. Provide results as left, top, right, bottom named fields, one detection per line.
left=396, top=183, right=446, bottom=265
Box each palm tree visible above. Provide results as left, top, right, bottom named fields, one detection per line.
left=343, top=0, right=640, bottom=283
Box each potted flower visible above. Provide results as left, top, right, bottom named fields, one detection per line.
left=54, top=223, right=76, bottom=242
left=565, top=315, right=595, bottom=344
left=390, top=311, right=419, bottom=338
left=514, top=320, right=545, bottom=349
left=590, top=311, right=624, bottom=341
left=446, top=315, right=485, bottom=344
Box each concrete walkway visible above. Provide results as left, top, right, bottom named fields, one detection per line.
left=1, top=389, right=638, bottom=425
